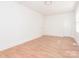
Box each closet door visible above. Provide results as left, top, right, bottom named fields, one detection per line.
left=75, top=2, right=79, bottom=45
left=63, top=12, right=75, bottom=37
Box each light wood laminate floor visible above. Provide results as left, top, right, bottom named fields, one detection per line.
left=0, top=35, right=79, bottom=58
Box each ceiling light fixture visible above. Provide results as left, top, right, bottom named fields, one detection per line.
left=44, top=1, right=53, bottom=6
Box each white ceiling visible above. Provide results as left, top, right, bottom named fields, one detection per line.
left=19, top=1, right=76, bottom=16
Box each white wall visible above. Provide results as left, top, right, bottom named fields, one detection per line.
left=45, top=12, right=76, bottom=37
left=0, top=2, right=43, bottom=51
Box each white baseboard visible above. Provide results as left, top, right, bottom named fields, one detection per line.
left=0, top=35, right=42, bottom=51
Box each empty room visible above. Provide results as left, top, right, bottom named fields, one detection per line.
left=0, top=1, right=79, bottom=58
